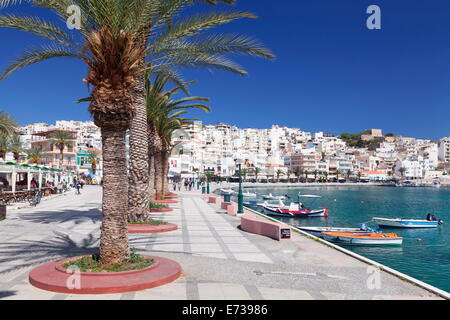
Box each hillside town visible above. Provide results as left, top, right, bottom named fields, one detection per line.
left=9, top=120, right=450, bottom=185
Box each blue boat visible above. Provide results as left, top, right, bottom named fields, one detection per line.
left=373, top=217, right=443, bottom=228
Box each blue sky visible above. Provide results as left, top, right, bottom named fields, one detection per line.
left=1, top=0, right=450, bottom=140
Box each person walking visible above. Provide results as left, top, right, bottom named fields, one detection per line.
left=173, top=181, right=177, bottom=191
left=75, top=180, right=81, bottom=195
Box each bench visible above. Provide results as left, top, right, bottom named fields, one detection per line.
left=240, top=213, right=291, bottom=241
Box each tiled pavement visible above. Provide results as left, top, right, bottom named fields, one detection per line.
left=0, top=186, right=443, bottom=300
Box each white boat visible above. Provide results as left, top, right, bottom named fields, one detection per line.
left=262, top=193, right=286, bottom=200
left=298, top=226, right=368, bottom=236
left=321, top=232, right=403, bottom=246
left=373, top=217, right=443, bottom=228
left=233, top=191, right=257, bottom=198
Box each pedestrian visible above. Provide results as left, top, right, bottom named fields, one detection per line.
left=177, top=181, right=181, bottom=191
left=173, top=181, right=177, bottom=191
left=75, top=180, right=81, bottom=195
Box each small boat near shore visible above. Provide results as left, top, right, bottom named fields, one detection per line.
left=298, top=226, right=368, bottom=235
left=373, top=216, right=443, bottom=228
left=262, top=193, right=286, bottom=200
left=321, top=232, right=403, bottom=246
left=233, top=191, right=257, bottom=198
left=263, top=201, right=328, bottom=217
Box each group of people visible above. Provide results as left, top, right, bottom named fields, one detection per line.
left=172, top=178, right=199, bottom=191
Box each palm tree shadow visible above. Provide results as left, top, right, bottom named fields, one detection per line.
left=0, top=231, right=99, bottom=276
left=17, top=207, right=102, bottom=225
left=0, top=291, right=17, bottom=299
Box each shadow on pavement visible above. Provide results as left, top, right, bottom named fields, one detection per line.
left=0, top=232, right=99, bottom=276
left=17, top=208, right=102, bottom=225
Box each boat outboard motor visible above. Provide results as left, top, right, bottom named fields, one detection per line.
left=438, top=219, right=444, bottom=225
left=360, top=223, right=368, bottom=231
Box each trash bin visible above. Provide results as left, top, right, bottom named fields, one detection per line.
left=201, top=186, right=206, bottom=194
left=223, top=194, right=231, bottom=202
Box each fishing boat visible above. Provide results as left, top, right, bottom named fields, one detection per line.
left=262, top=193, right=286, bottom=200
left=262, top=201, right=329, bottom=217
left=243, top=200, right=263, bottom=209
left=373, top=216, right=443, bottom=228
left=233, top=191, right=257, bottom=198
left=321, top=232, right=403, bottom=245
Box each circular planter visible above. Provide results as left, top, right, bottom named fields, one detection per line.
left=29, top=255, right=182, bottom=294
left=164, top=194, right=178, bottom=199
left=154, top=200, right=178, bottom=205
left=149, top=208, right=173, bottom=213
left=128, top=223, right=178, bottom=234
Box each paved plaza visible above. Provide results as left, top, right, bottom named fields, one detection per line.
left=0, top=185, right=443, bottom=300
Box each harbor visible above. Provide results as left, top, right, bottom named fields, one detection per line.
left=220, top=184, right=450, bottom=294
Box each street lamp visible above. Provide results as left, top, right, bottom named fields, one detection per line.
left=234, top=159, right=244, bottom=214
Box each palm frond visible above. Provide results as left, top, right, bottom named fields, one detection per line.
left=0, top=14, right=82, bottom=51
left=0, top=44, right=79, bottom=81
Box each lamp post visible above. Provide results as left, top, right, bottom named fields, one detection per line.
left=206, top=171, right=210, bottom=194
left=235, top=159, right=244, bottom=214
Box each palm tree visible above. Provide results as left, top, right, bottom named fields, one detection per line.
left=0, top=111, right=17, bottom=135
left=357, top=171, right=362, bottom=182
left=124, top=0, right=275, bottom=226
left=292, top=167, right=302, bottom=183
left=51, top=131, right=73, bottom=169
left=335, top=169, right=341, bottom=182
left=254, top=167, right=261, bottom=182
left=0, top=0, right=273, bottom=266
left=87, top=150, right=99, bottom=175
left=304, top=170, right=310, bottom=182
left=146, top=73, right=210, bottom=204
left=241, top=169, right=248, bottom=182
left=346, top=169, right=352, bottom=182
left=7, top=134, right=24, bottom=161
left=26, top=145, right=43, bottom=164
left=0, top=133, right=8, bottom=160
left=276, top=169, right=284, bottom=183
left=313, top=169, right=318, bottom=182
left=323, top=171, right=329, bottom=182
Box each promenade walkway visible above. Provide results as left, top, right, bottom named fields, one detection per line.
left=0, top=186, right=443, bottom=300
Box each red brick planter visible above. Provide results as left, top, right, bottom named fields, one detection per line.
left=28, top=255, right=182, bottom=294
left=149, top=208, right=173, bottom=213
left=128, top=223, right=178, bottom=233
left=154, top=200, right=178, bottom=205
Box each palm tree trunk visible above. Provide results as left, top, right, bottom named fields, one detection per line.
left=60, top=149, right=64, bottom=169
left=147, top=125, right=157, bottom=202
left=127, top=74, right=150, bottom=222
left=162, top=150, right=170, bottom=195
left=154, top=151, right=164, bottom=200
left=99, top=128, right=129, bottom=265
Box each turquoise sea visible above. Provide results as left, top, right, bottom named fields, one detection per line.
left=238, top=186, right=450, bottom=293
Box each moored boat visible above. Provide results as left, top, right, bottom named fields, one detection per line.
left=321, top=232, right=403, bottom=245
left=373, top=217, right=443, bottom=228
left=262, top=201, right=329, bottom=217
left=243, top=200, right=263, bottom=209
left=262, top=193, right=286, bottom=200
left=298, top=226, right=368, bottom=235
